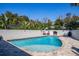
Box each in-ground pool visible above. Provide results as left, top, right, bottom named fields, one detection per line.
left=8, top=36, right=62, bottom=52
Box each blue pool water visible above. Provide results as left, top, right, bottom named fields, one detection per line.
left=9, top=36, right=62, bottom=52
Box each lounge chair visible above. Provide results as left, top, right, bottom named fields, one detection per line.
left=71, top=47, right=79, bottom=55
left=43, top=31, right=46, bottom=35
left=47, top=31, right=50, bottom=35
left=43, top=30, right=50, bottom=35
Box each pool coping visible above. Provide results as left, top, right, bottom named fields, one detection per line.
left=7, top=35, right=47, bottom=41
left=7, top=35, right=60, bottom=41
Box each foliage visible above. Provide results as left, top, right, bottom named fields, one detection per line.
left=0, top=11, right=79, bottom=30
left=54, top=17, right=63, bottom=30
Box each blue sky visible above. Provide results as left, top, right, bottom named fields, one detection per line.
left=0, top=3, right=79, bottom=21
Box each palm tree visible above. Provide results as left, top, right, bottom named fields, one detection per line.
left=0, top=14, right=8, bottom=29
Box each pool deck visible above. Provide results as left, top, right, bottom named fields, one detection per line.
left=0, top=30, right=79, bottom=56
left=55, top=37, right=79, bottom=56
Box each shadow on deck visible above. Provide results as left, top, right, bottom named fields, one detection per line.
left=0, top=36, right=31, bottom=56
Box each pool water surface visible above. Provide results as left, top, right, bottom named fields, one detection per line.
left=9, top=36, right=62, bottom=52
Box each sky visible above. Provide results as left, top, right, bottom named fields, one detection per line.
left=0, top=3, right=79, bottom=21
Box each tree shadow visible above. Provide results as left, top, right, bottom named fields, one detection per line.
left=0, top=36, right=31, bottom=56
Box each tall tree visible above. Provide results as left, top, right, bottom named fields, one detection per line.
left=47, top=19, right=52, bottom=29
left=0, top=14, right=8, bottom=29
left=54, top=17, right=63, bottom=29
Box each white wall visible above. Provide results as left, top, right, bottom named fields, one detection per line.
left=0, top=30, right=43, bottom=40
left=0, top=30, right=69, bottom=40
left=0, top=30, right=78, bottom=40
left=71, top=30, right=79, bottom=40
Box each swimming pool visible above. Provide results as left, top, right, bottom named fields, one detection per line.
left=8, top=36, right=62, bottom=52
